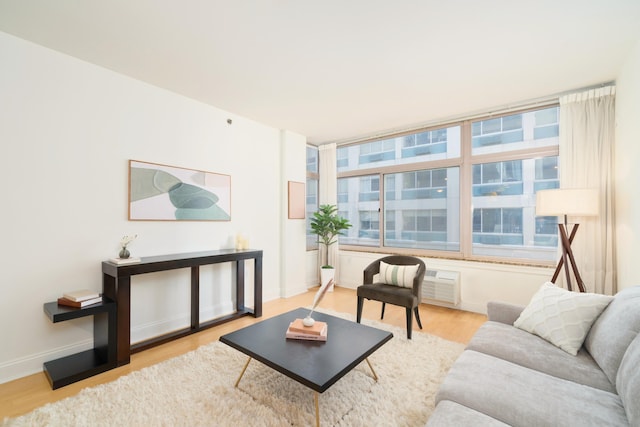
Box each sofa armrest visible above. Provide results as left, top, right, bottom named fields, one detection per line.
left=487, top=301, right=525, bottom=325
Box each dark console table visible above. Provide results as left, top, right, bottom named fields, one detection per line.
left=102, top=249, right=262, bottom=366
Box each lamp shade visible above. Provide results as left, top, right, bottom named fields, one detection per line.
left=536, top=188, right=599, bottom=217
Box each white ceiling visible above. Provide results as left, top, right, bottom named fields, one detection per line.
left=1, top=1, right=639, bottom=144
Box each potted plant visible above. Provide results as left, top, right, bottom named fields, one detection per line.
left=310, top=204, right=352, bottom=290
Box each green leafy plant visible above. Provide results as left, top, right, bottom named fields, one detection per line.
left=310, top=204, right=352, bottom=268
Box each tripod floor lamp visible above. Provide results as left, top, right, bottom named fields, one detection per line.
left=536, top=188, right=599, bottom=293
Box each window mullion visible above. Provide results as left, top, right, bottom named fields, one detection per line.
left=460, top=120, right=473, bottom=258
left=379, top=172, right=384, bottom=249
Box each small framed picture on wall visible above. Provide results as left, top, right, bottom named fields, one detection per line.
left=288, top=181, right=305, bottom=219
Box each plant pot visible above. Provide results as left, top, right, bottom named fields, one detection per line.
left=321, top=267, right=335, bottom=292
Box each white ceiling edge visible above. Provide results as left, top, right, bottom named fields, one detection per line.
left=1, top=1, right=639, bottom=144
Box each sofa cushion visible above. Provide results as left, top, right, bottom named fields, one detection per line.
left=378, top=261, right=419, bottom=288
left=427, top=400, right=509, bottom=426
left=466, top=321, right=614, bottom=392
left=616, top=333, right=640, bottom=426
left=513, top=282, right=613, bottom=355
left=436, top=350, right=628, bottom=427
left=585, top=286, right=640, bottom=387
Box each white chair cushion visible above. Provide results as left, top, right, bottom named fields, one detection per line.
left=514, top=282, right=614, bottom=355
left=378, top=261, right=419, bottom=288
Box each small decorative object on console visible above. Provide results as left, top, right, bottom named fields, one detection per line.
left=118, top=234, right=137, bottom=259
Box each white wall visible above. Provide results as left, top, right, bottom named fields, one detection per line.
left=337, top=251, right=553, bottom=314
left=280, top=130, right=308, bottom=297
left=306, top=250, right=320, bottom=287
left=614, top=39, right=640, bottom=291
left=0, top=32, right=306, bottom=383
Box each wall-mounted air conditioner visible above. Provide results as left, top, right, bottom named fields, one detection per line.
left=421, top=269, right=460, bottom=307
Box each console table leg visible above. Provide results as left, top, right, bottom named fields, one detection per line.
left=191, top=266, right=199, bottom=329
left=254, top=256, right=263, bottom=317
left=234, top=357, right=252, bottom=388
left=103, top=273, right=131, bottom=366
left=236, top=259, right=245, bottom=312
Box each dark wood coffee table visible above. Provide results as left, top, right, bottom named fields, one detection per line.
left=219, top=307, right=393, bottom=426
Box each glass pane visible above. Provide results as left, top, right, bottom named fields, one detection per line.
left=337, top=176, right=380, bottom=247
left=483, top=118, right=502, bottom=134
left=535, top=216, right=559, bottom=247
left=472, top=106, right=559, bottom=155
left=306, top=178, right=318, bottom=250
left=337, top=125, right=461, bottom=173
left=502, top=114, right=522, bottom=131
left=535, top=156, right=558, bottom=180
left=306, top=146, right=318, bottom=174
left=383, top=167, right=460, bottom=251
left=535, top=108, right=558, bottom=126
left=534, top=156, right=560, bottom=192
left=472, top=156, right=559, bottom=261
left=416, top=170, right=430, bottom=188
left=473, top=160, right=523, bottom=196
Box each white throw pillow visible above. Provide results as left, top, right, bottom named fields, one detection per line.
left=378, top=261, right=419, bottom=288
left=513, top=282, right=614, bottom=355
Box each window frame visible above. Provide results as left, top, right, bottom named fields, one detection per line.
left=337, top=104, right=560, bottom=266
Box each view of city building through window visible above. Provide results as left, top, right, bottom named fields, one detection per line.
left=332, top=106, right=560, bottom=262
left=306, top=146, right=319, bottom=250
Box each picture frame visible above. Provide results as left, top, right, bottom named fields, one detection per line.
left=288, top=181, right=305, bottom=219
left=128, top=160, right=231, bottom=221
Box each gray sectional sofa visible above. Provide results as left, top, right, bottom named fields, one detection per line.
left=428, top=286, right=640, bottom=426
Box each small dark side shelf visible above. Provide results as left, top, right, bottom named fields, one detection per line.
left=42, top=298, right=117, bottom=389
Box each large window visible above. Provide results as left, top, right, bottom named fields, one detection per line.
left=306, top=146, right=319, bottom=250
left=336, top=105, right=560, bottom=263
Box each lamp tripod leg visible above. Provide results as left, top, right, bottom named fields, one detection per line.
left=552, top=224, right=586, bottom=293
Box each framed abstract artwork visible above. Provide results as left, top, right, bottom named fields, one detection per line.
left=288, top=181, right=305, bottom=219
left=129, top=160, right=231, bottom=221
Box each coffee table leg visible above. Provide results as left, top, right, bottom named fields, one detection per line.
left=235, top=357, right=252, bottom=388
left=314, top=391, right=320, bottom=427
left=365, top=358, right=379, bottom=382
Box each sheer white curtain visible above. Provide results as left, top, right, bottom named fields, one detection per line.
left=318, top=143, right=339, bottom=282
left=559, top=86, right=616, bottom=295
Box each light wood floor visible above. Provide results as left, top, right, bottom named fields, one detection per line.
left=0, top=286, right=486, bottom=420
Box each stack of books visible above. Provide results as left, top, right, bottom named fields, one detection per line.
left=286, top=318, right=328, bottom=341
left=57, top=289, right=102, bottom=308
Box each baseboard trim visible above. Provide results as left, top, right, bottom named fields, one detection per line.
left=0, top=339, right=93, bottom=384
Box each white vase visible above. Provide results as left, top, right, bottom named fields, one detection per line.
left=321, top=267, right=335, bottom=292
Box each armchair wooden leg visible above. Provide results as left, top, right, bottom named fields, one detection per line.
left=357, top=296, right=364, bottom=323
left=406, top=308, right=412, bottom=339
left=381, top=302, right=386, bottom=320
left=414, top=307, right=423, bottom=329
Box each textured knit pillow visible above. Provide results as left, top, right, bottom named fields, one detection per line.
left=514, top=282, right=614, bottom=355
left=378, top=261, right=420, bottom=288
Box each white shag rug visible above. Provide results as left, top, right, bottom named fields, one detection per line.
left=4, top=309, right=464, bottom=427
